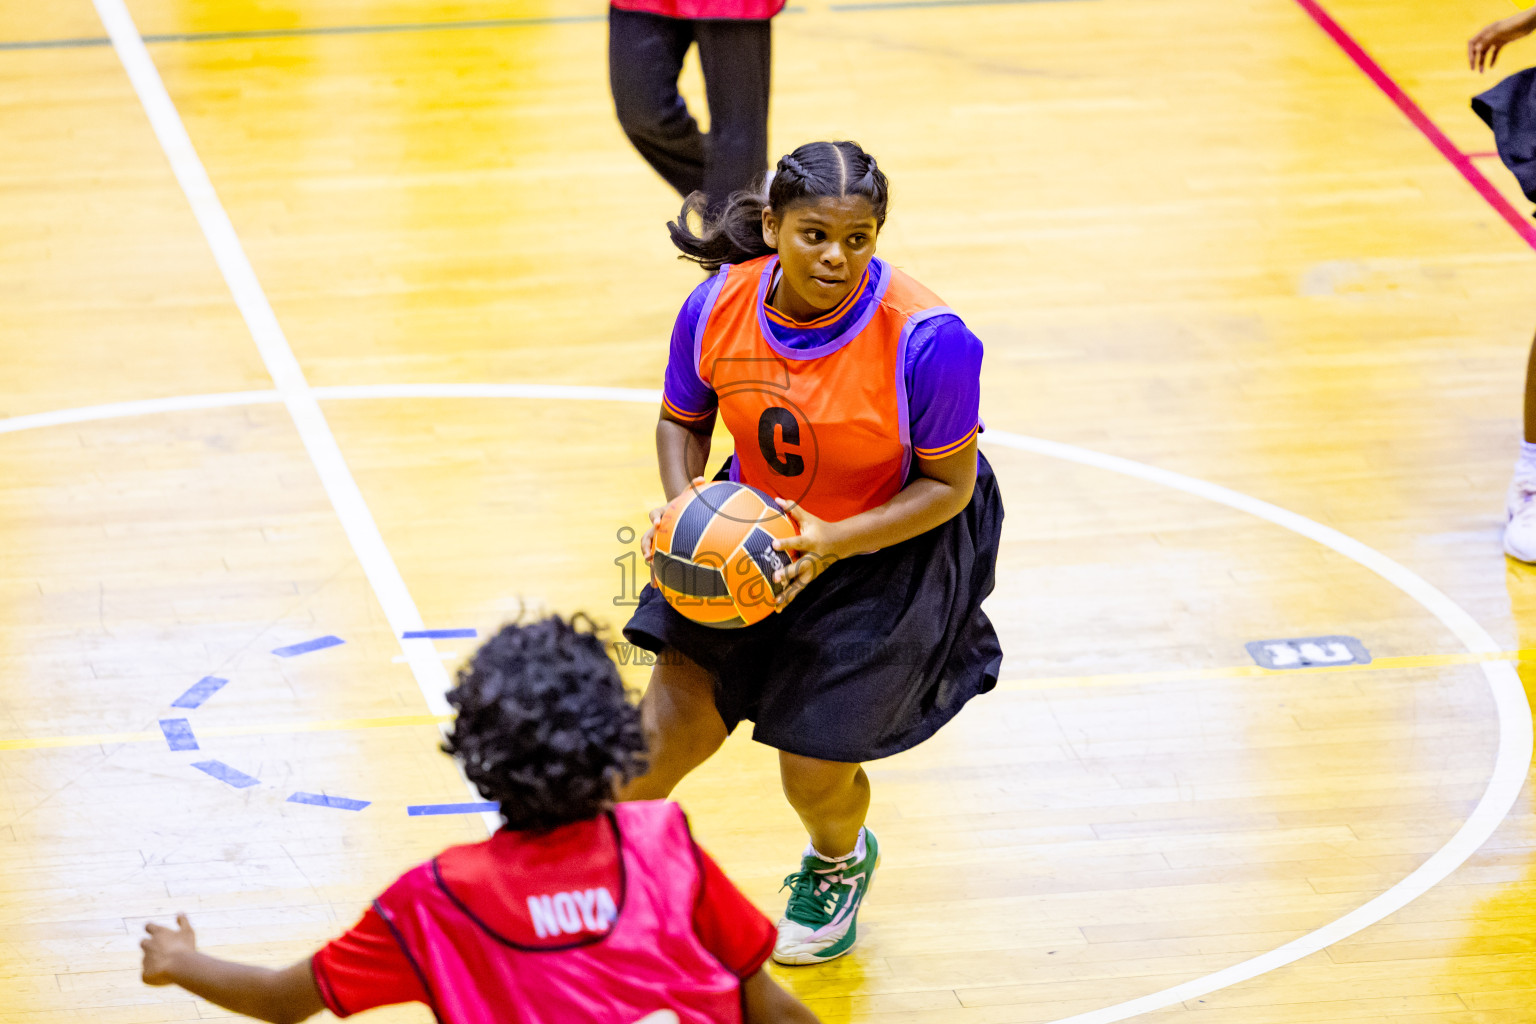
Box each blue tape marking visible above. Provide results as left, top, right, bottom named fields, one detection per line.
left=402, top=629, right=477, bottom=639
left=171, top=676, right=228, bottom=709
left=192, top=761, right=260, bottom=788
left=272, top=635, right=345, bottom=658
left=407, top=802, right=498, bottom=816
left=158, top=719, right=199, bottom=751
left=288, top=792, right=370, bottom=811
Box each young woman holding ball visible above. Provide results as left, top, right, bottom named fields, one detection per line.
left=622, top=140, right=1004, bottom=964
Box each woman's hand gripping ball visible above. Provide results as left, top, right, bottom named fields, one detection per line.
left=642, top=477, right=707, bottom=565
left=770, top=499, right=847, bottom=608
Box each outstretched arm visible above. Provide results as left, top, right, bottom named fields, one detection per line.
left=1470, top=7, right=1536, bottom=72
left=141, top=915, right=325, bottom=1024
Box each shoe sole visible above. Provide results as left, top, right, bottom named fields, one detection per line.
left=772, top=852, right=880, bottom=966
left=1505, top=525, right=1536, bottom=563
left=772, top=931, right=853, bottom=966
left=1506, top=508, right=1536, bottom=563
left=1506, top=537, right=1536, bottom=563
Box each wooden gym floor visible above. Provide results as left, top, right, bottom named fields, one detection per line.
left=4, top=0, right=1536, bottom=1020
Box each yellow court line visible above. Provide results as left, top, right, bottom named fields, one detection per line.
left=3, top=651, right=1534, bottom=752
left=0, top=729, right=159, bottom=750
left=198, top=713, right=452, bottom=738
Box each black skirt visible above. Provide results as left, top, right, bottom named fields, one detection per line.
left=623, top=451, right=1004, bottom=762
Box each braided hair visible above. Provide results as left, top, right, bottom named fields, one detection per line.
left=668, top=141, right=890, bottom=273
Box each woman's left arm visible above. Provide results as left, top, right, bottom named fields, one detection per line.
left=774, top=313, right=983, bottom=605
left=772, top=437, right=977, bottom=605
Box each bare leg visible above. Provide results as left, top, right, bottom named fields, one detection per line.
left=1523, top=330, right=1536, bottom=442
left=619, top=650, right=728, bottom=801
left=1511, top=335, right=1536, bottom=561
left=778, top=752, right=870, bottom=858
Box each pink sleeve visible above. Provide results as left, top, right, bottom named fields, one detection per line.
left=310, top=906, right=430, bottom=1017
left=691, top=844, right=776, bottom=977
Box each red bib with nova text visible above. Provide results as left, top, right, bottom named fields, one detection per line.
left=371, top=802, right=743, bottom=1024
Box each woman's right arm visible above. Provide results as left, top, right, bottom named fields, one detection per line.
left=644, top=410, right=714, bottom=563
left=657, top=408, right=714, bottom=502
left=647, top=278, right=723, bottom=557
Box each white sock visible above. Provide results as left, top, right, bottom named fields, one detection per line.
left=1518, top=441, right=1536, bottom=477
left=808, top=827, right=866, bottom=864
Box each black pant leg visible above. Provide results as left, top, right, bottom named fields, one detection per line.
left=608, top=7, right=707, bottom=197
left=694, top=17, right=772, bottom=212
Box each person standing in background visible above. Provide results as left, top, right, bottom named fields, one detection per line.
left=1468, top=4, right=1536, bottom=560
left=609, top=0, right=783, bottom=212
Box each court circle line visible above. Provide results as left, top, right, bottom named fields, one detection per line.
left=1, top=383, right=1528, bottom=1024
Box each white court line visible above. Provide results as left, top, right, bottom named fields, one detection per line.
left=0, top=390, right=281, bottom=435
left=89, top=0, right=500, bottom=830
left=392, top=651, right=463, bottom=663
left=312, top=383, right=663, bottom=404
left=983, top=430, right=1532, bottom=1023
left=3, top=384, right=1529, bottom=1022
left=0, top=384, right=664, bottom=437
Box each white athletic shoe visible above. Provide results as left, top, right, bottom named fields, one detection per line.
left=1505, top=474, right=1536, bottom=562
left=772, top=830, right=879, bottom=965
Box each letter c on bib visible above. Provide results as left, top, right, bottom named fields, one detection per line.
left=757, top=407, right=805, bottom=477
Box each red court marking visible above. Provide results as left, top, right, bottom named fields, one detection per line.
left=1292, top=0, right=1536, bottom=251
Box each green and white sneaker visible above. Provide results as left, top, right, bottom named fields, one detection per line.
left=772, top=828, right=879, bottom=965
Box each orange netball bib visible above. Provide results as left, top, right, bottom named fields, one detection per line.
left=694, top=256, right=951, bottom=522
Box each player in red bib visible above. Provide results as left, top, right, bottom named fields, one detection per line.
left=624, top=141, right=1004, bottom=964
left=136, top=615, right=820, bottom=1024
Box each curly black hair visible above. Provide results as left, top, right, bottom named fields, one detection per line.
left=442, top=614, right=647, bottom=831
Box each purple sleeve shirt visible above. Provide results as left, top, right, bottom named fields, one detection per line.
left=661, top=277, right=721, bottom=425
left=904, top=314, right=984, bottom=460
left=660, top=271, right=983, bottom=458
